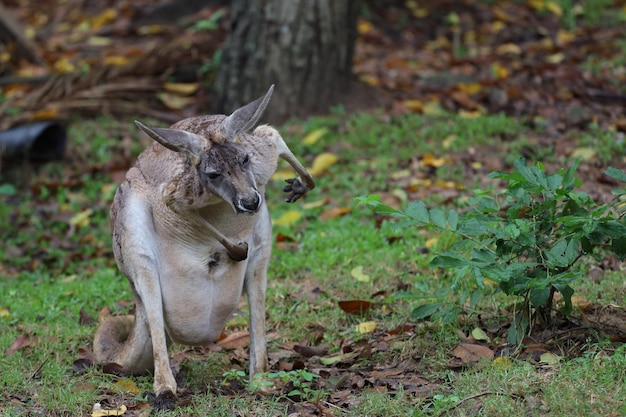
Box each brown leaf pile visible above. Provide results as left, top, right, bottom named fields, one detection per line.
left=0, top=0, right=225, bottom=130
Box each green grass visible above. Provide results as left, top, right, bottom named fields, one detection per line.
left=1, top=109, right=624, bottom=416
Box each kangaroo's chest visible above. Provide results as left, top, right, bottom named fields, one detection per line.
left=156, top=238, right=248, bottom=344
left=152, top=205, right=269, bottom=345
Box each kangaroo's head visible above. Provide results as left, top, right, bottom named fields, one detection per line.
left=135, top=86, right=275, bottom=214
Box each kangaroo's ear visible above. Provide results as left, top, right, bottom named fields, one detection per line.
left=135, top=120, right=205, bottom=158
left=221, top=85, right=274, bottom=140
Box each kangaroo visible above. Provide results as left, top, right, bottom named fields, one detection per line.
left=93, top=85, right=314, bottom=409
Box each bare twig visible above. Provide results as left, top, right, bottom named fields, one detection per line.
left=27, top=358, right=49, bottom=382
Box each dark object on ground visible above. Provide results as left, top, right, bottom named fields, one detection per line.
left=0, top=121, right=67, bottom=161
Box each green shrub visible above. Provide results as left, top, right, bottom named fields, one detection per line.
left=357, top=158, right=626, bottom=344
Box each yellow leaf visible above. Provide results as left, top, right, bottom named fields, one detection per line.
left=570, top=147, right=596, bottom=160
left=302, top=127, right=328, bottom=145
left=157, top=92, right=195, bottom=110
left=544, top=1, right=563, bottom=16
left=491, top=20, right=505, bottom=33
left=403, top=99, right=424, bottom=113
left=471, top=161, right=483, bottom=169
left=359, top=74, right=381, bottom=87
left=425, top=36, right=450, bottom=51
left=0, top=307, right=10, bottom=320
left=442, top=134, right=457, bottom=149
left=571, top=295, right=590, bottom=310
left=355, top=321, right=377, bottom=334
left=309, top=153, right=338, bottom=176
left=114, top=378, right=141, bottom=394
left=320, top=351, right=359, bottom=365
left=91, top=8, right=118, bottom=30
left=529, top=0, right=562, bottom=16
left=87, top=36, right=112, bottom=46
left=471, top=327, right=490, bottom=342
left=271, top=168, right=296, bottom=181
left=491, top=63, right=509, bottom=79
left=357, top=20, right=374, bottom=35
left=409, top=6, right=428, bottom=18
left=70, top=209, right=93, bottom=228
left=391, top=188, right=408, bottom=204
left=425, top=237, right=439, bottom=249
left=433, top=180, right=461, bottom=189
left=496, top=43, right=522, bottom=55
left=540, top=352, right=561, bottom=365
left=422, top=101, right=445, bottom=116
left=546, top=52, right=565, bottom=64
left=421, top=153, right=446, bottom=168
left=301, top=198, right=329, bottom=209
left=61, top=275, right=77, bottom=284
left=24, top=25, right=36, bottom=39
left=33, top=107, right=59, bottom=121
left=556, top=30, right=576, bottom=46
left=351, top=266, right=370, bottom=283
left=492, top=356, right=512, bottom=368
left=459, top=109, right=482, bottom=119
left=457, top=83, right=482, bottom=94
left=137, top=25, right=167, bottom=35
left=483, top=278, right=497, bottom=286
left=53, top=57, right=76, bottom=74
left=273, top=210, right=302, bottom=227
left=164, top=82, right=200, bottom=96
left=91, top=403, right=127, bottom=417
left=103, top=56, right=129, bottom=66
left=391, top=169, right=411, bottom=179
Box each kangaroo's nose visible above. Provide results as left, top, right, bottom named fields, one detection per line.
left=236, top=190, right=262, bottom=213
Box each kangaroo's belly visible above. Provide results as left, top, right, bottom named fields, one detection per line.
left=158, top=246, right=247, bottom=345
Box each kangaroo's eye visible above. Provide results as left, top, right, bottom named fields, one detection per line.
left=242, top=154, right=250, bottom=166
left=207, top=172, right=221, bottom=180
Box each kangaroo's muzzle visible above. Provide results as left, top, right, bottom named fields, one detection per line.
left=235, top=190, right=262, bottom=213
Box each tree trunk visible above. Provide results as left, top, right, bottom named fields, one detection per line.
left=211, top=0, right=360, bottom=123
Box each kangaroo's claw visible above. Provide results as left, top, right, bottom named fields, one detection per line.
left=283, top=178, right=308, bottom=202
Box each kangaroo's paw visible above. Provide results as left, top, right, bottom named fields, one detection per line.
left=154, top=389, right=177, bottom=410
left=283, top=178, right=308, bottom=202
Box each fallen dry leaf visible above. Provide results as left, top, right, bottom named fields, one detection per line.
left=319, top=350, right=360, bottom=366
left=271, top=168, right=296, bottom=181
left=319, top=206, right=352, bottom=221
left=79, top=308, right=96, bottom=326
left=273, top=210, right=302, bottom=227
left=302, top=198, right=329, bottom=209
left=338, top=300, right=374, bottom=315
left=294, top=344, right=329, bottom=358
left=73, top=345, right=95, bottom=374
left=91, top=403, right=127, bottom=417
left=420, top=153, right=446, bottom=168
left=157, top=92, right=195, bottom=110
left=6, top=333, right=38, bottom=355
left=302, top=127, right=328, bottom=145
left=163, top=82, right=199, bottom=96
left=216, top=331, right=250, bottom=350
left=452, top=342, right=494, bottom=364
left=309, top=152, right=339, bottom=176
